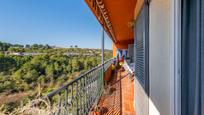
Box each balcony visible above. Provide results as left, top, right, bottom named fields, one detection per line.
left=24, top=59, right=134, bottom=115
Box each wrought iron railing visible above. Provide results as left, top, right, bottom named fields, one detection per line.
left=44, top=58, right=115, bottom=115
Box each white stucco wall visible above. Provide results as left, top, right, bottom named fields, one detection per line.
left=149, top=0, right=171, bottom=115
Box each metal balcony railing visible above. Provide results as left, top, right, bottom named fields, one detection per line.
left=45, top=58, right=115, bottom=115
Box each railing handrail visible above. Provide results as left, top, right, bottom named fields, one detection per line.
left=46, top=58, right=115, bottom=98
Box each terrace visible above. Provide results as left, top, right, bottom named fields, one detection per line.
left=35, top=0, right=203, bottom=114
left=42, top=0, right=138, bottom=114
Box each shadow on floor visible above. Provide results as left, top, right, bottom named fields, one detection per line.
left=98, top=69, right=132, bottom=115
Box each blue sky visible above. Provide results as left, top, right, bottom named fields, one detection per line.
left=0, top=0, right=112, bottom=49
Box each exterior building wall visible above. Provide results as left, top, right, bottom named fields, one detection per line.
left=135, top=79, right=149, bottom=115
left=149, top=0, right=171, bottom=115
left=134, top=4, right=149, bottom=115
left=112, top=43, right=117, bottom=57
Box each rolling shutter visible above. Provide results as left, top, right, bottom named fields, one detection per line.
left=134, top=4, right=149, bottom=91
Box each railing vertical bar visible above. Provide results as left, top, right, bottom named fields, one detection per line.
left=80, top=78, right=84, bottom=113
left=79, top=79, right=82, bottom=114
left=87, top=73, right=91, bottom=110
left=83, top=76, right=86, bottom=113
left=56, top=93, right=62, bottom=115
left=85, top=74, right=88, bottom=112
left=76, top=81, right=79, bottom=115
left=64, top=88, right=68, bottom=115
left=71, top=84, right=74, bottom=115
left=90, top=72, right=93, bottom=107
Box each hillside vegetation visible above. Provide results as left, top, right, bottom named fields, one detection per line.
left=0, top=41, right=112, bottom=113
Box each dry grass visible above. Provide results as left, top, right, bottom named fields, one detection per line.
left=0, top=92, right=29, bottom=106
left=9, top=98, right=56, bottom=115
left=0, top=93, right=57, bottom=115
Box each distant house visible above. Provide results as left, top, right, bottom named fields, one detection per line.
left=10, top=52, right=23, bottom=56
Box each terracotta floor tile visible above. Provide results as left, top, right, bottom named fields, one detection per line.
left=95, top=69, right=135, bottom=115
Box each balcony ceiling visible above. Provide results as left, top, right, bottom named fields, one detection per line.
left=84, top=0, right=138, bottom=49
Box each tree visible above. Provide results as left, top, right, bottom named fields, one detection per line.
left=0, top=42, right=11, bottom=51
left=66, top=65, right=72, bottom=74
left=71, top=58, right=80, bottom=72
left=25, top=44, right=30, bottom=48
left=38, top=75, right=46, bottom=85
left=46, top=64, right=55, bottom=78
left=31, top=44, right=39, bottom=50
left=45, top=44, right=51, bottom=49
left=12, top=70, right=23, bottom=84
left=24, top=69, right=39, bottom=84
left=0, top=56, right=17, bottom=73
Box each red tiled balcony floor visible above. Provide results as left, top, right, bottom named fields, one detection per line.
left=98, top=69, right=135, bottom=115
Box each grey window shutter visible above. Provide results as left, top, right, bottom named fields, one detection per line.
left=134, top=5, right=146, bottom=87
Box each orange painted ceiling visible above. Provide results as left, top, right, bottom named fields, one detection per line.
left=85, top=0, right=137, bottom=49
left=103, top=0, right=136, bottom=41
